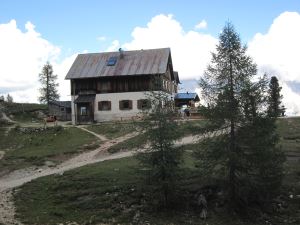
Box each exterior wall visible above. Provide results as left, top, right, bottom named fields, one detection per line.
left=71, top=91, right=173, bottom=124
left=94, top=91, right=152, bottom=122
left=71, top=95, right=77, bottom=124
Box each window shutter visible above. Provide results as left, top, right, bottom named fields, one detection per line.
left=108, top=101, right=111, bottom=110
left=119, top=100, right=122, bottom=110
left=129, top=100, right=133, bottom=109
left=137, top=100, right=141, bottom=109
left=98, top=102, right=102, bottom=111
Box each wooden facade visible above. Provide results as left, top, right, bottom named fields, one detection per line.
left=48, top=101, right=71, bottom=121
left=71, top=75, right=177, bottom=96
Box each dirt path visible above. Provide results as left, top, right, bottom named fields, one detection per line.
left=0, top=190, right=23, bottom=225
left=0, top=130, right=137, bottom=225
left=0, top=134, right=201, bottom=192
left=77, top=126, right=108, bottom=141
left=0, top=130, right=201, bottom=225
left=0, top=151, right=4, bottom=160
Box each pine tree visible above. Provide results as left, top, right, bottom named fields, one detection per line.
left=136, top=91, right=182, bottom=207
left=267, top=76, right=284, bottom=117
left=196, top=23, right=285, bottom=211
left=38, top=62, right=59, bottom=107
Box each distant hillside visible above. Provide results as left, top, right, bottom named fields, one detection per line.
left=0, top=101, right=47, bottom=124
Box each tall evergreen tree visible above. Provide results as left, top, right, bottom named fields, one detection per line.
left=267, top=76, right=284, bottom=117
left=196, top=23, right=284, bottom=211
left=136, top=91, right=182, bottom=207
left=38, top=62, right=59, bottom=107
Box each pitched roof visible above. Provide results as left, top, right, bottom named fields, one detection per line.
left=174, top=93, right=200, bottom=101
left=65, top=48, right=171, bottom=79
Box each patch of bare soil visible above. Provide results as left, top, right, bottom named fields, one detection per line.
left=0, top=151, right=4, bottom=160
left=0, top=189, right=23, bottom=225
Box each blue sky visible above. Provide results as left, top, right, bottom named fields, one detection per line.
left=0, top=0, right=300, bottom=114
left=2, top=0, right=299, bottom=54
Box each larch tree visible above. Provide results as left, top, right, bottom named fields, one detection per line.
left=267, top=76, right=284, bottom=117
left=136, top=91, right=182, bottom=207
left=196, top=23, right=285, bottom=211
left=38, top=62, right=59, bottom=107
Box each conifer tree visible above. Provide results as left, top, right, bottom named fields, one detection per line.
left=38, top=62, right=59, bottom=107
left=136, top=91, right=182, bottom=207
left=196, top=23, right=285, bottom=211
left=267, top=76, right=284, bottom=117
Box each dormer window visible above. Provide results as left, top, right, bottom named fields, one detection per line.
left=107, top=56, right=117, bottom=66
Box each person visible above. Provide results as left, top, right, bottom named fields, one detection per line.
left=53, top=115, right=57, bottom=126
left=184, top=107, right=190, bottom=118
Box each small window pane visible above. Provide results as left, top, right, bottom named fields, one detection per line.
left=80, top=107, right=87, bottom=115
left=98, top=101, right=111, bottom=111
left=107, top=56, right=117, bottom=66
left=119, top=100, right=132, bottom=110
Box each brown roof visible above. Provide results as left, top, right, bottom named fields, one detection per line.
left=65, top=48, right=171, bottom=79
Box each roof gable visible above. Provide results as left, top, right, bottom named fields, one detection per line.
left=65, top=48, right=171, bottom=79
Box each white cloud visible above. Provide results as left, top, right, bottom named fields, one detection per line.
left=248, top=11, right=300, bottom=115
left=1, top=12, right=299, bottom=115
left=281, top=82, right=300, bottom=116
left=119, top=14, right=217, bottom=80
left=0, top=20, right=74, bottom=102
left=106, top=40, right=120, bottom=52
left=52, top=54, right=78, bottom=101
left=248, top=12, right=300, bottom=83
left=195, top=20, right=207, bottom=29
left=97, top=36, right=106, bottom=41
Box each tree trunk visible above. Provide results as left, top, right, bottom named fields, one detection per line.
left=228, top=55, right=236, bottom=204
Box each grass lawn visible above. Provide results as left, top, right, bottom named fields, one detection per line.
left=106, top=119, right=207, bottom=153
left=86, top=121, right=136, bottom=139
left=277, top=117, right=300, bottom=154
left=14, top=151, right=299, bottom=225
left=0, top=126, right=99, bottom=172
left=107, top=132, right=148, bottom=153
left=14, top=154, right=254, bottom=225
left=1, top=102, right=47, bottom=123
left=12, top=117, right=300, bottom=224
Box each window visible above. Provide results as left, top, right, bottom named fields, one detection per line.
left=60, top=107, right=65, bottom=112
left=137, top=99, right=151, bottom=110
left=119, top=100, right=132, bottom=110
left=80, top=106, right=87, bottom=115
left=107, top=56, right=117, bottom=66
left=98, top=101, right=111, bottom=111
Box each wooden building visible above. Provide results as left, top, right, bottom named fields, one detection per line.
left=48, top=101, right=71, bottom=121
left=174, top=92, right=200, bottom=108
left=65, top=48, right=180, bottom=124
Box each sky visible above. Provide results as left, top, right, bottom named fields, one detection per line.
left=0, top=0, right=300, bottom=115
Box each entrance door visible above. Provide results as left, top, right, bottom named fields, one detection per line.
left=77, top=103, right=94, bottom=123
